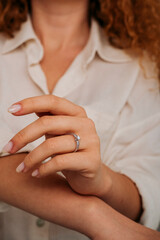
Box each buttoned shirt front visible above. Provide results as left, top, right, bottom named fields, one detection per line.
left=0, top=15, right=160, bottom=240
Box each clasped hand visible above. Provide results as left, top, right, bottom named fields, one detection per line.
left=3, top=95, right=111, bottom=196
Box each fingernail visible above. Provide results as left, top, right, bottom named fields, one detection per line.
left=16, top=162, right=25, bottom=173
left=2, top=141, right=13, bottom=153
left=32, top=169, right=40, bottom=177
left=8, top=104, right=22, bottom=113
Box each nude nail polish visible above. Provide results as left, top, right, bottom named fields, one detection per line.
left=16, top=162, right=25, bottom=173
left=32, top=169, right=39, bottom=177
left=8, top=104, right=21, bottom=113
left=2, top=141, right=13, bottom=153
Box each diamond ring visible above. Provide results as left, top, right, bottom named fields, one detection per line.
left=68, top=133, right=81, bottom=152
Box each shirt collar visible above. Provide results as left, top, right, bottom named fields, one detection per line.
left=2, top=15, right=132, bottom=63
left=2, top=15, right=38, bottom=54
left=83, top=18, right=132, bottom=66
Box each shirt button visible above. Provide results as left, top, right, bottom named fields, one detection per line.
left=36, top=218, right=45, bottom=227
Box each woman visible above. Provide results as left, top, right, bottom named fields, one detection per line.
left=0, top=0, right=160, bottom=239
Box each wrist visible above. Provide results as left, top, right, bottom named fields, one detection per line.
left=84, top=197, right=160, bottom=240
left=82, top=197, right=108, bottom=239
left=94, top=164, right=113, bottom=201
left=84, top=197, right=117, bottom=240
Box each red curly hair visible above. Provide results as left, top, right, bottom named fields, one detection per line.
left=0, top=0, right=160, bottom=80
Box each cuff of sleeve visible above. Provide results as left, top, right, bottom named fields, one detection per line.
left=0, top=202, right=10, bottom=212
left=110, top=164, right=160, bottom=230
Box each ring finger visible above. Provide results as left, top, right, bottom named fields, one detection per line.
left=16, top=134, right=85, bottom=173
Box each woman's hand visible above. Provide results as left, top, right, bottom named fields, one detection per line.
left=2, top=95, right=142, bottom=220
left=2, top=95, right=111, bottom=196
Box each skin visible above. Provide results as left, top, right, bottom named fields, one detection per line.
left=0, top=153, right=160, bottom=240
left=0, top=0, right=160, bottom=239
left=31, top=0, right=90, bottom=93
left=3, top=95, right=141, bottom=221
left=3, top=0, right=141, bottom=223
left=0, top=153, right=102, bottom=239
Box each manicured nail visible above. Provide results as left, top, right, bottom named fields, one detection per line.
left=8, top=104, right=22, bottom=113
left=32, top=169, right=40, bottom=177
left=2, top=141, right=13, bottom=153
left=16, top=162, right=25, bottom=173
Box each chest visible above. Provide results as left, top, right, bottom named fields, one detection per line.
left=40, top=47, right=83, bottom=94
left=0, top=49, right=138, bottom=158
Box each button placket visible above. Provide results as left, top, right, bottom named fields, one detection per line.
left=24, top=41, right=49, bottom=95
left=36, top=218, right=45, bottom=228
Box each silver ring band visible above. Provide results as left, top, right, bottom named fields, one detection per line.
left=69, top=133, right=80, bottom=152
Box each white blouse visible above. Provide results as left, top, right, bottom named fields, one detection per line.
left=0, top=15, right=160, bottom=240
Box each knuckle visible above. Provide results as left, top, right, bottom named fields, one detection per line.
left=53, top=156, right=64, bottom=170
left=25, top=154, right=34, bottom=168
left=39, top=164, right=48, bottom=176
left=83, top=118, right=96, bottom=133
left=54, top=116, right=63, bottom=126
left=16, top=130, right=25, bottom=142
left=91, top=134, right=100, bottom=146
left=77, top=106, right=87, bottom=117
left=50, top=95, right=59, bottom=106
left=40, top=115, right=51, bottom=127
left=46, top=138, right=55, bottom=150
left=29, top=97, right=36, bottom=108
left=87, top=118, right=96, bottom=128
left=38, top=164, right=47, bottom=176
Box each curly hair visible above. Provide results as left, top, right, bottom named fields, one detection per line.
left=0, top=0, right=160, bottom=80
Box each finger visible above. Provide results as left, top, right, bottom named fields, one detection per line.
left=35, top=112, right=52, bottom=118
left=32, top=152, right=91, bottom=177
left=7, top=116, right=93, bottom=154
left=17, top=134, right=86, bottom=173
left=8, top=95, right=87, bottom=117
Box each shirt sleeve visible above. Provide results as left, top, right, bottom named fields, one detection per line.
left=104, top=66, right=160, bottom=229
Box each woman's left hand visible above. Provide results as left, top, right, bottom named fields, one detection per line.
left=3, top=95, right=111, bottom=196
